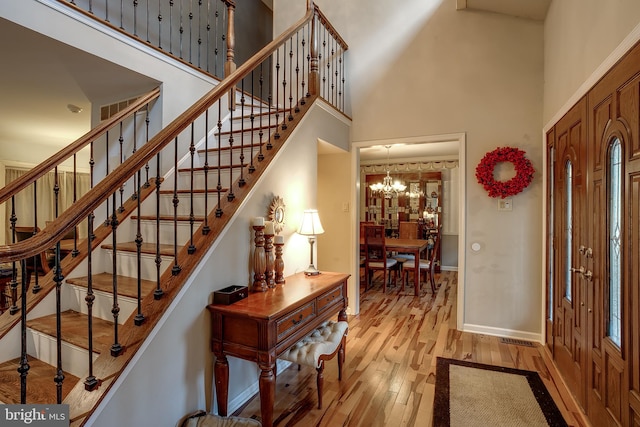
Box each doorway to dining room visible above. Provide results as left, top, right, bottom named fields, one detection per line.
left=351, top=133, right=466, bottom=321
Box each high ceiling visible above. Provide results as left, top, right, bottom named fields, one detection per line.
left=1, top=0, right=552, bottom=164
left=0, top=18, right=158, bottom=156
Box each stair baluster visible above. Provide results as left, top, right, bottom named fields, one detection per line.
left=154, top=153, right=164, bottom=300
left=9, top=198, right=18, bottom=315
left=274, top=49, right=280, bottom=140
left=172, top=137, right=181, bottom=275
left=18, top=262, right=29, bottom=403
left=227, top=107, right=235, bottom=202
left=202, top=110, right=210, bottom=234
left=238, top=80, right=246, bottom=187
left=134, top=163, right=146, bottom=326
left=31, top=189, right=41, bottom=294
left=118, top=123, right=125, bottom=213
left=259, top=65, right=266, bottom=160
left=110, top=192, right=123, bottom=357
left=53, top=168, right=65, bottom=403
left=104, top=131, right=110, bottom=227
left=281, top=41, right=288, bottom=132
left=85, top=213, right=100, bottom=390
left=288, top=37, right=294, bottom=122
left=295, top=31, right=301, bottom=112
left=188, top=123, right=197, bottom=254
left=215, top=103, right=223, bottom=218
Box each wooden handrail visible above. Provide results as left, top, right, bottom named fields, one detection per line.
left=0, top=4, right=318, bottom=262
left=0, top=87, right=160, bottom=206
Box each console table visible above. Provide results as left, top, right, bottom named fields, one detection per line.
left=207, top=271, right=349, bottom=427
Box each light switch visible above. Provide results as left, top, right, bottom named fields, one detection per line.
left=497, top=198, right=512, bottom=211
left=342, top=202, right=349, bottom=212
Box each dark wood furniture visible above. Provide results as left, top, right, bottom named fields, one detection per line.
left=362, top=225, right=398, bottom=292
left=14, top=226, right=53, bottom=286
left=403, top=231, right=440, bottom=293
left=207, top=271, right=350, bottom=427
left=360, top=237, right=429, bottom=296
left=0, top=265, right=13, bottom=314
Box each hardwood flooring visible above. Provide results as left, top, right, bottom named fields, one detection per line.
left=235, top=271, right=590, bottom=427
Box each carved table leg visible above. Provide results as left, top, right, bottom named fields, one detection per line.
left=214, top=354, right=229, bottom=416
left=258, top=361, right=275, bottom=427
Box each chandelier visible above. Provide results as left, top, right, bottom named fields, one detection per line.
left=369, top=146, right=406, bottom=199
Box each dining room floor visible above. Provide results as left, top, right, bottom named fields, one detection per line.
left=233, top=271, right=589, bottom=426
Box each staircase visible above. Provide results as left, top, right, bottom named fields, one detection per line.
left=0, top=2, right=348, bottom=425
left=0, top=90, right=314, bottom=412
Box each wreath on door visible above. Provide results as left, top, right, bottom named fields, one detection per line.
left=475, top=147, right=534, bottom=198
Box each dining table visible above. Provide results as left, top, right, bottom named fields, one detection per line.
left=360, top=237, right=429, bottom=296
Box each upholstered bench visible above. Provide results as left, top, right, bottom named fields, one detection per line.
left=279, top=320, right=349, bottom=409
left=178, top=410, right=261, bottom=427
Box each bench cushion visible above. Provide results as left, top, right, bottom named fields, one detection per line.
left=280, top=320, right=348, bottom=368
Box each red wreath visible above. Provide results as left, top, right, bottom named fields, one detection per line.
left=475, top=147, right=534, bottom=198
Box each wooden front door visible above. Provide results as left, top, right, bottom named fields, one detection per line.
left=547, top=40, right=640, bottom=427
left=550, top=97, right=588, bottom=410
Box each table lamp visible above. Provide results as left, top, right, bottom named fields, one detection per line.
left=297, top=209, right=324, bottom=275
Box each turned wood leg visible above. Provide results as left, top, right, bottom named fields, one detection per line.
left=316, top=361, right=325, bottom=409
left=214, top=354, right=229, bottom=416
left=258, top=363, right=275, bottom=427
left=338, top=341, right=345, bottom=381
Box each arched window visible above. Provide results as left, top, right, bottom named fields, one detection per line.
left=608, top=138, right=622, bottom=347
left=565, top=161, right=572, bottom=301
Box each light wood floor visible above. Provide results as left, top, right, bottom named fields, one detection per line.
left=235, top=271, right=590, bottom=426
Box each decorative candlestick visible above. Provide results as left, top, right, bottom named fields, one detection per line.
left=264, top=221, right=275, bottom=288
left=252, top=217, right=267, bottom=292
left=274, top=235, right=285, bottom=284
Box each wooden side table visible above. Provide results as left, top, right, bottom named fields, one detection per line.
left=207, top=271, right=349, bottom=427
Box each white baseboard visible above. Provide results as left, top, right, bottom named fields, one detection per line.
left=440, top=266, right=458, bottom=272
left=461, top=323, right=542, bottom=344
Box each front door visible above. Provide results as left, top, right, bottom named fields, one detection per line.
left=551, top=97, right=588, bottom=410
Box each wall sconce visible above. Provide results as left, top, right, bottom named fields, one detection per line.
left=297, top=209, right=324, bottom=276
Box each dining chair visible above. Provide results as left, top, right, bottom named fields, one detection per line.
left=403, top=229, right=440, bottom=293
left=395, top=221, right=420, bottom=263
left=363, top=225, right=397, bottom=292
left=359, top=222, right=375, bottom=285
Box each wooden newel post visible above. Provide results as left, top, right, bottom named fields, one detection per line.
left=308, top=8, right=320, bottom=97
left=225, top=1, right=237, bottom=110
left=252, top=218, right=267, bottom=292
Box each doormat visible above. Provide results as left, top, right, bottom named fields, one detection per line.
left=433, top=357, right=568, bottom=427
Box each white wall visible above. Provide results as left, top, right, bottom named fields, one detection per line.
left=543, top=0, right=640, bottom=125
left=276, top=0, right=545, bottom=339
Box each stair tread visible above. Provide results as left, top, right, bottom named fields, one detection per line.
left=177, top=163, right=247, bottom=172
left=27, top=310, right=114, bottom=355
left=159, top=189, right=228, bottom=194
left=0, top=355, right=79, bottom=404
left=100, top=241, right=181, bottom=256
left=198, top=142, right=263, bottom=153
left=131, top=214, right=205, bottom=222
left=216, top=123, right=279, bottom=136
left=66, top=273, right=156, bottom=299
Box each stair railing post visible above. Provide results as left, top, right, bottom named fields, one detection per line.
left=225, top=1, right=236, bottom=110
left=308, top=6, right=320, bottom=97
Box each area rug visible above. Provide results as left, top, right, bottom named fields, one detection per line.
left=433, top=357, right=568, bottom=427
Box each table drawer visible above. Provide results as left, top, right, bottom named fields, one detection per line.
left=276, top=300, right=316, bottom=340
left=317, top=286, right=343, bottom=313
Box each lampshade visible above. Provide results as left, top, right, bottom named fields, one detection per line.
left=297, top=209, right=324, bottom=236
